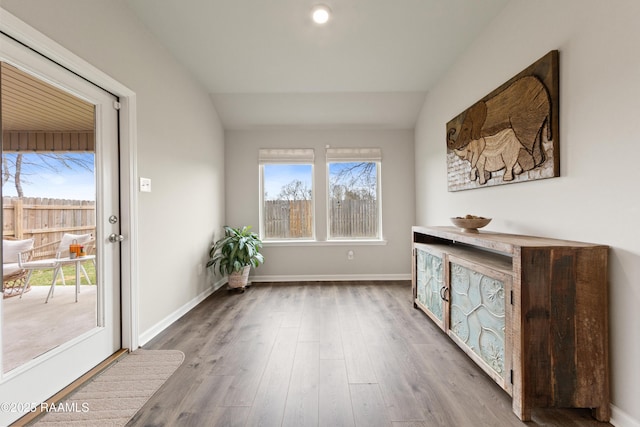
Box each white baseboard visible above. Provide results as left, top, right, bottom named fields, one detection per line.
left=249, top=273, right=411, bottom=282
left=611, top=404, right=640, bottom=427
left=138, top=277, right=227, bottom=346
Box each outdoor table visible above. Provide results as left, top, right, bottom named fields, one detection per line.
left=46, top=255, right=96, bottom=303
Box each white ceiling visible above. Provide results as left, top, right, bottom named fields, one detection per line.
left=126, top=0, right=510, bottom=130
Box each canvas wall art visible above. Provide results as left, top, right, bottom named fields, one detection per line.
left=446, top=50, right=559, bottom=191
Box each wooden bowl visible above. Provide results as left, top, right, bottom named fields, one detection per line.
left=450, top=217, right=492, bottom=233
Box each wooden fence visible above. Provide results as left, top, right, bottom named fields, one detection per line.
left=263, top=199, right=378, bottom=238
left=329, top=199, right=378, bottom=238
left=2, top=196, right=96, bottom=251
left=264, top=200, right=313, bottom=238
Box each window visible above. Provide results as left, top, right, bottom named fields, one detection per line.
left=259, top=149, right=314, bottom=240
left=327, top=148, right=381, bottom=240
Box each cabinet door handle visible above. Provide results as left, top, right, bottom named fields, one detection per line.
left=440, top=286, right=449, bottom=302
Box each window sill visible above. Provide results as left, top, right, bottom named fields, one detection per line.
left=263, top=239, right=387, bottom=247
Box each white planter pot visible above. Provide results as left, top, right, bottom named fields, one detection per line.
left=228, top=265, right=250, bottom=289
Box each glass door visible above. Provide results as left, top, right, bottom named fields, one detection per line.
left=0, top=33, right=121, bottom=425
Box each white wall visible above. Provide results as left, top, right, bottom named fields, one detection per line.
left=225, top=129, right=415, bottom=280
left=1, top=1, right=226, bottom=337
left=415, top=1, right=640, bottom=425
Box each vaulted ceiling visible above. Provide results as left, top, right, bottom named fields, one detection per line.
left=126, top=0, right=510, bottom=130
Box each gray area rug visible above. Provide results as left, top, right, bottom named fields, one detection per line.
left=34, top=349, right=184, bottom=426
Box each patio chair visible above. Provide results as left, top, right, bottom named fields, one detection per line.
left=17, top=233, right=94, bottom=299
left=2, top=238, right=35, bottom=298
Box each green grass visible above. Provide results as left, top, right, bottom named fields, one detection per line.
left=28, top=261, right=97, bottom=286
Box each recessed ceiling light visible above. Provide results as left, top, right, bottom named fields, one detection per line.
left=312, top=4, right=331, bottom=25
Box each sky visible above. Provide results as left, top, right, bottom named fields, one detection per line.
left=5, top=158, right=373, bottom=202
left=263, top=164, right=312, bottom=200
left=2, top=153, right=96, bottom=201
left=263, top=162, right=377, bottom=201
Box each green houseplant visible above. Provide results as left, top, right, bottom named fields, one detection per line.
left=206, top=225, right=264, bottom=291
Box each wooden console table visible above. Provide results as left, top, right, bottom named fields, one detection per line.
left=411, top=226, right=609, bottom=421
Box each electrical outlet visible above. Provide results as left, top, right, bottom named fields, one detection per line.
left=347, top=250, right=354, bottom=260
left=139, top=177, right=151, bottom=192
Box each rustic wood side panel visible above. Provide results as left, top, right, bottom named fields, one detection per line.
left=520, top=248, right=552, bottom=408
left=575, top=247, right=610, bottom=419
left=549, top=249, right=577, bottom=407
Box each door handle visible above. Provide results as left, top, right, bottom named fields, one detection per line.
left=108, top=233, right=125, bottom=243
left=440, top=286, right=449, bottom=302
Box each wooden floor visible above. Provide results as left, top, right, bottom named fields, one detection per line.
left=131, top=281, right=610, bottom=427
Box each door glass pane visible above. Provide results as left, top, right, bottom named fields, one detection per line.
left=1, top=62, right=98, bottom=373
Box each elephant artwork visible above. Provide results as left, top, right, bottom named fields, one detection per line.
left=453, top=128, right=523, bottom=185
left=446, top=50, right=559, bottom=191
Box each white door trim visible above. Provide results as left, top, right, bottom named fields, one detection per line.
left=0, top=7, right=140, bottom=351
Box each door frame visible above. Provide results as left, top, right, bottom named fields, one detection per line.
left=0, top=7, right=140, bottom=351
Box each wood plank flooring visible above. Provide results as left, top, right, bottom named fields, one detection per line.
left=130, top=281, right=611, bottom=427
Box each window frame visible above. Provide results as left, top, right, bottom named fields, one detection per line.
left=258, top=149, right=316, bottom=242
left=325, top=148, right=383, bottom=241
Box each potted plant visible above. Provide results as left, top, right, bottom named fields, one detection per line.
left=206, top=225, right=264, bottom=292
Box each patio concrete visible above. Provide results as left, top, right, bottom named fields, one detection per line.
left=2, top=285, right=97, bottom=373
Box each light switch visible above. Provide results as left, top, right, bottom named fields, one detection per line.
left=139, top=177, right=151, bottom=192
